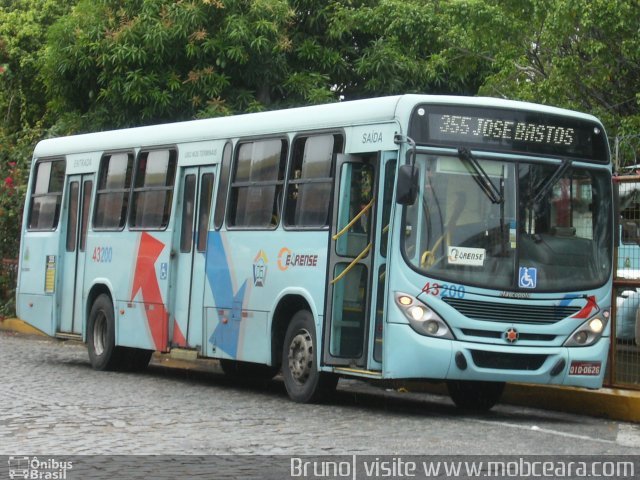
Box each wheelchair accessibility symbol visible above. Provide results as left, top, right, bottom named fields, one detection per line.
left=519, top=267, right=537, bottom=289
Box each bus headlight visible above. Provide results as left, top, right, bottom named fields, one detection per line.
left=394, top=292, right=454, bottom=339
left=564, top=310, right=609, bottom=347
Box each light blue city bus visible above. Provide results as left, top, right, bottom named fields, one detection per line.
left=16, top=95, right=613, bottom=410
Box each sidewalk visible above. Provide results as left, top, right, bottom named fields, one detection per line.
left=395, top=380, right=640, bottom=423
left=2, top=316, right=639, bottom=422
left=0, top=317, right=44, bottom=336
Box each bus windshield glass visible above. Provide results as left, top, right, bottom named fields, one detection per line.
left=403, top=154, right=612, bottom=291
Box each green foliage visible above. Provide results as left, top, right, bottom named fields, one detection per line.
left=43, top=0, right=329, bottom=129
left=327, top=0, right=496, bottom=97
left=0, top=0, right=72, bottom=312
left=474, top=0, right=640, bottom=137
left=0, top=127, right=34, bottom=312
left=0, top=0, right=72, bottom=131
left=39, top=0, right=640, bottom=137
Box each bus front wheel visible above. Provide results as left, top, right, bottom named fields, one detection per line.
left=87, top=294, right=123, bottom=371
left=447, top=380, right=505, bottom=411
left=282, top=310, right=338, bottom=403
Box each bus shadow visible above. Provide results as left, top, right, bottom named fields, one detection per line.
left=140, top=362, right=573, bottom=425
left=52, top=349, right=579, bottom=426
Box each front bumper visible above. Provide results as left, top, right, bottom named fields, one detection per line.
left=383, top=323, right=609, bottom=389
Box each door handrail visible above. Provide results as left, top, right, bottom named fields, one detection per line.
left=330, top=243, right=372, bottom=284
left=332, top=198, right=375, bottom=241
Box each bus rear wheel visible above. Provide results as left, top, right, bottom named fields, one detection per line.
left=447, top=380, right=505, bottom=411
left=87, top=294, right=124, bottom=371
left=282, top=310, right=337, bottom=403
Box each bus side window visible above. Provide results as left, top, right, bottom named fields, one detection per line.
left=227, top=139, right=287, bottom=228
left=129, top=149, right=177, bottom=230
left=213, top=143, right=232, bottom=230
left=285, top=134, right=343, bottom=228
left=94, top=152, right=133, bottom=230
left=197, top=173, right=215, bottom=252
left=27, top=159, right=66, bottom=231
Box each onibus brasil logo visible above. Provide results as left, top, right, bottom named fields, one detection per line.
left=8, top=456, right=73, bottom=479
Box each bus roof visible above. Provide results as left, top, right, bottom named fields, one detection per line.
left=33, top=94, right=604, bottom=158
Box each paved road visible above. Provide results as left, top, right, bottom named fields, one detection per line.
left=1, top=331, right=639, bottom=457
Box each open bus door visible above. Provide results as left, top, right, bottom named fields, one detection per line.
left=323, top=152, right=396, bottom=371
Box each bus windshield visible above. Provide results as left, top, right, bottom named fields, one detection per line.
left=403, top=153, right=612, bottom=291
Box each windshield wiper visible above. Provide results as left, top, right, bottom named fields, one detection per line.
left=457, top=147, right=503, bottom=204
left=530, top=158, right=572, bottom=207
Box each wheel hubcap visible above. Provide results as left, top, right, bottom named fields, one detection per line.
left=288, top=328, right=313, bottom=384
left=93, top=311, right=107, bottom=356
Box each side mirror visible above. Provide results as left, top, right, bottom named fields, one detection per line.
left=396, top=164, right=418, bottom=205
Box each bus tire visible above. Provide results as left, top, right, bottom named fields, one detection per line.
left=447, top=380, right=505, bottom=411
left=87, top=294, right=123, bottom=371
left=282, top=310, right=338, bottom=403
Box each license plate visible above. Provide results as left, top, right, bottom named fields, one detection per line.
left=569, top=361, right=601, bottom=376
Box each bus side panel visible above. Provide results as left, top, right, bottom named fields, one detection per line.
left=117, top=301, right=168, bottom=351
left=84, top=231, right=171, bottom=352
left=16, top=232, right=61, bottom=335
left=16, top=294, right=54, bottom=335
left=203, top=230, right=329, bottom=363
left=205, top=308, right=270, bottom=363
left=125, top=231, right=171, bottom=352
left=383, top=322, right=454, bottom=379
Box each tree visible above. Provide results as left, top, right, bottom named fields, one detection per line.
left=0, top=0, right=70, bottom=233
left=328, top=0, right=639, bottom=140
left=327, top=0, right=496, bottom=98
left=0, top=0, right=72, bottom=131
left=43, top=0, right=344, bottom=131
left=43, top=0, right=506, bottom=131
left=470, top=0, right=640, bottom=138
left=0, top=0, right=73, bottom=309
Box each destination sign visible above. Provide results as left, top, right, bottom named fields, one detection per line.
left=409, top=105, right=608, bottom=162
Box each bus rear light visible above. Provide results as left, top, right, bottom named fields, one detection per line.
left=394, top=292, right=454, bottom=339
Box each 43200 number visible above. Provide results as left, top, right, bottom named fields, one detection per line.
left=421, top=282, right=465, bottom=299
left=92, top=246, right=113, bottom=263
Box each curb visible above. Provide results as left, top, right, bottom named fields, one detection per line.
left=395, top=379, right=640, bottom=422
left=0, top=317, right=46, bottom=336
left=2, top=317, right=639, bottom=422
left=503, top=384, right=640, bottom=423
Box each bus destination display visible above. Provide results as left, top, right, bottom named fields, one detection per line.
left=409, top=105, right=607, bottom=162
left=434, top=114, right=576, bottom=147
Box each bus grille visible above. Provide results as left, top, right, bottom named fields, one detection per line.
left=442, top=297, right=580, bottom=324
left=470, top=350, right=547, bottom=370
left=460, top=329, right=556, bottom=342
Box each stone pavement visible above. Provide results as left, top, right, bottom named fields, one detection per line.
left=2, top=329, right=640, bottom=458
left=2, top=316, right=639, bottom=424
